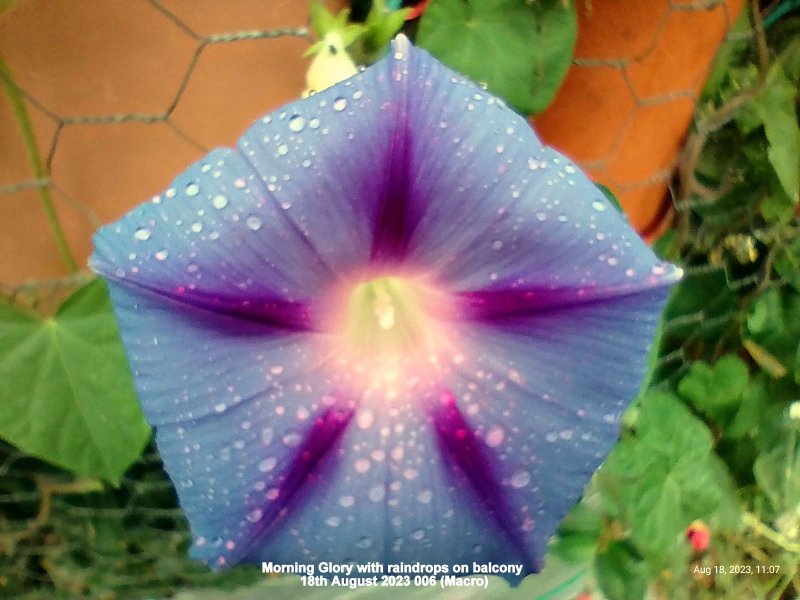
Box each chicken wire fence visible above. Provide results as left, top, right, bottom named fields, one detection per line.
left=0, top=0, right=789, bottom=598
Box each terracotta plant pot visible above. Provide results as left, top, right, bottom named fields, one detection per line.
left=532, top=0, right=746, bottom=240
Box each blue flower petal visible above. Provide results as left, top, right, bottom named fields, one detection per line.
left=92, top=147, right=338, bottom=327
left=242, top=384, right=528, bottom=576
left=396, top=41, right=679, bottom=295
left=443, top=286, right=671, bottom=565
left=104, top=282, right=355, bottom=566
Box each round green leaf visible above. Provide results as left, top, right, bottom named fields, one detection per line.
left=417, top=0, right=576, bottom=114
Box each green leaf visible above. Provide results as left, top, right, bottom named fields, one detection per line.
left=0, top=279, right=150, bottom=484
left=629, top=474, right=684, bottom=564
left=594, top=541, right=648, bottom=600
left=417, top=0, right=576, bottom=114
left=753, top=64, right=800, bottom=203
left=754, top=437, right=800, bottom=515
left=678, top=355, right=749, bottom=424
left=774, top=237, right=800, bottom=292
left=637, top=391, right=713, bottom=461
left=744, top=287, right=800, bottom=381
left=725, top=375, right=770, bottom=439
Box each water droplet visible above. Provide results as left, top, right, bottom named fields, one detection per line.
left=211, top=194, right=228, bottom=209
left=325, top=516, right=341, bottom=527
left=282, top=432, right=301, bottom=447
left=214, top=403, right=226, bottom=413
left=417, top=489, right=433, bottom=504
left=309, top=117, right=320, bottom=129
left=357, top=408, right=375, bottom=429
left=261, top=428, right=273, bottom=445
left=134, top=227, right=151, bottom=241
left=339, top=495, right=355, bottom=508
left=592, top=201, right=606, bottom=212
left=246, top=216, right=262, bottom=231
left=208, top=231, right=220, bottom=240
left=258, top=457, right=277, bottom=472
left=266, top=488, right=280, bottom=500
left=191, top=222, right=203, bottom=233
left=234, top=178, right=247, bottom=189
left=535, top=212, right=547, bottom=221
left=411, top=528, right=425, bottom=541
left=353, top=90, right=363, bottom=100
left=403, top=468, right=419, bottom=480
left=485, top=425, right=505, bottom=448
left=288, top=115, right=305, bottom=132
left=155, top=249, right=169, bottom=261
left=510, top=469, right=530, bottom=489
left=277, top=143, right=289, bottom=156
left=185, top=183, right=200, bottom=197
left=246, top=508, right=263, bottom=523
left=354, top=458, right=371, bottom=473
left=333, top=97, right=348, bottom=111
left=356, top=535, right=373, bottom=549
left=368, top=484, right=386, bottom=502
left=491, top=240, right=503, bottom=250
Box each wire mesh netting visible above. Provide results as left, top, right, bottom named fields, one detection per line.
left=0, top=0, right=796, bottom=598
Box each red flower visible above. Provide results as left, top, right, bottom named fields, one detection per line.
left=686, top=520, right=711, bottom=552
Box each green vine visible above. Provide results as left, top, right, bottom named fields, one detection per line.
left=0, top=52, right=78, bottom=273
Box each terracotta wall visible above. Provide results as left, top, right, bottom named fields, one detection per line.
left=0, top=0, right=344, bottom=284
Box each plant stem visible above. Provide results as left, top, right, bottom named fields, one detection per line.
left=0, top=52, right=78, bottom=273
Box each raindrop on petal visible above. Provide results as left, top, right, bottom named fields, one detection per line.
left=510, top=470, right=530, bottom=489
left=246, top=216, right=262, bottom=231
left=258, top=457, right=277, bottom=472
left=485, top=425, right=505, bottom=448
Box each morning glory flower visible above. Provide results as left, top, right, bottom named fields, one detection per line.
left=91, top=36, right=680, bottom=578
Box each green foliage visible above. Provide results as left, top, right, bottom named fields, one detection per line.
left=355, top=0, right=412, bottom=64
left=0, top=279, right=150, bottom=484
left=678, top=355, right=749, bottom=425
left=593, top=541, right=648, bottom=600
left=598, top=392, right=725, bottom=577
left=753, top=64, right=800, bottom=205
left=553, top=9, right=800, bottom=599
left=744, top=287, right=800, bottom=382
left=417, top=0, right=576, bottom=114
